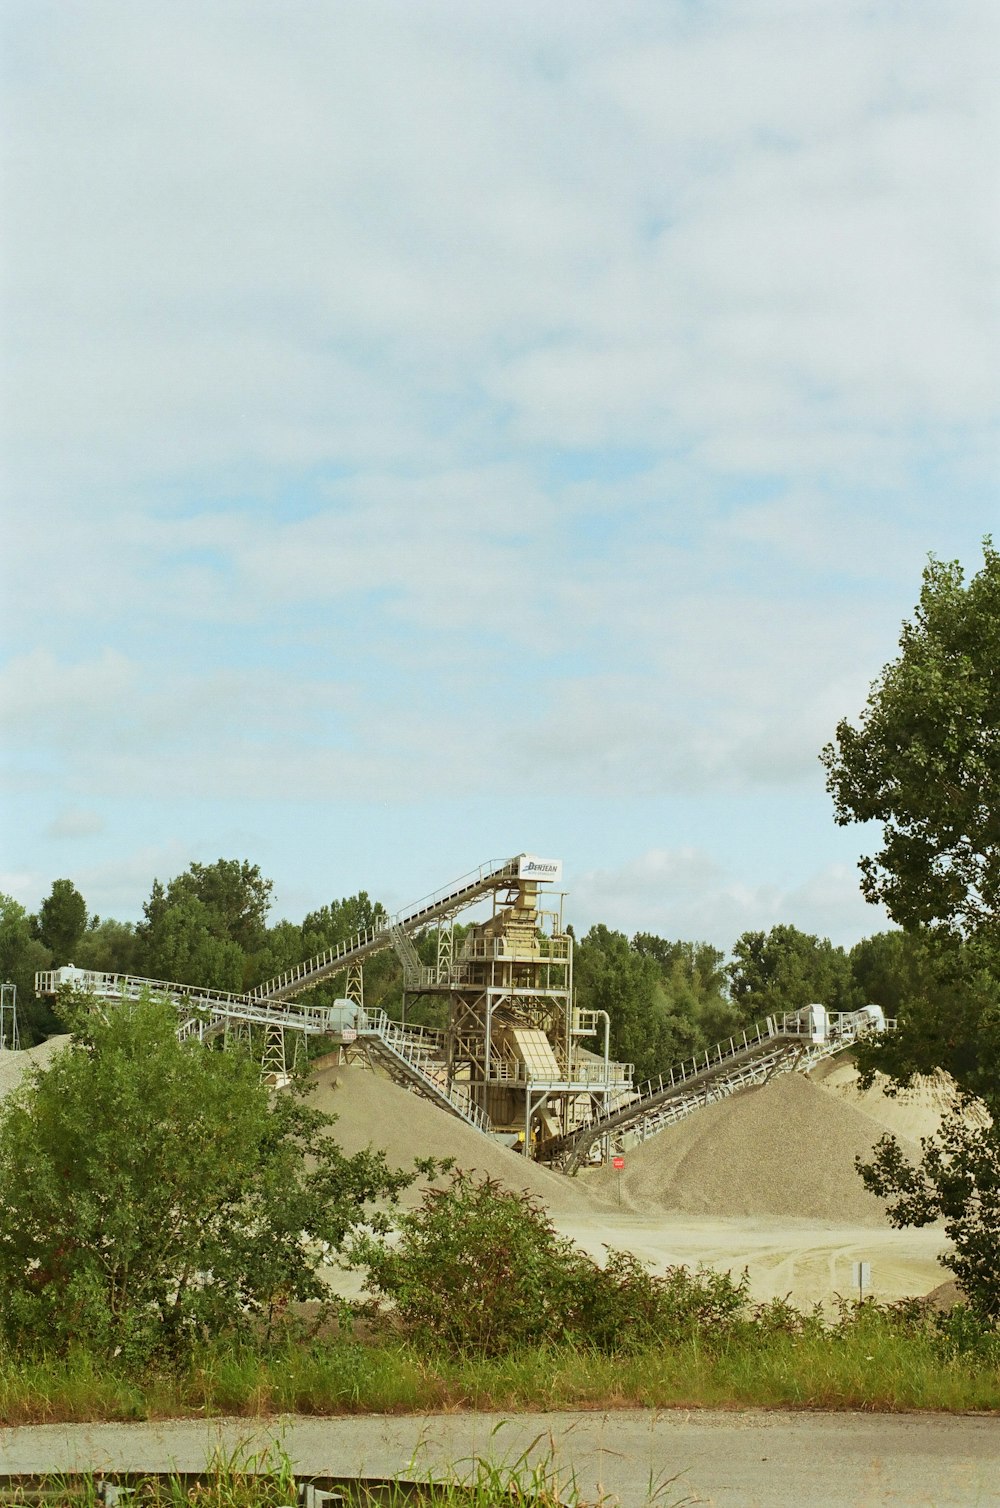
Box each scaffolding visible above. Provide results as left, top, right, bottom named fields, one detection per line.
left=0, top=983, right=20, bottom=1051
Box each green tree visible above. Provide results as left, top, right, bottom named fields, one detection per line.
left=74, top=916, right=141, bottom=976
left=34, top=879, right=88, bottom=964
left=822, top=541, right=1000, bottom=947
left=727, top=924, right=858, bottom=1023
left=139, top=888, right=245, bottom=991
left=824, top=542, right=1000, bottom=1320
left=0, top=894, right=56, bottom=1044
left=0, top=995, right=411, bottom=1362
left=859, top=1115, right=1000, bottom=1326
left=137, top=860, right=274, bottom=990
left=574, top=926, right=701, bottom=1080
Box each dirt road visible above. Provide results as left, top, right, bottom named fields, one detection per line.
left=2, top=1409, right=997, bottom=1506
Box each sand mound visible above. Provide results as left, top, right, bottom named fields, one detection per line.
left=0, top=1035, right=70, bottom=1102
left=813, top=1058, right=990, bottom=1141
left=582, top=1070, right=923, bottom=1225
left=307, top=1060, right=609, bottom=1215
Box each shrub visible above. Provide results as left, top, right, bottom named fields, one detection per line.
left=353, top=1168, right=750, bottom=1357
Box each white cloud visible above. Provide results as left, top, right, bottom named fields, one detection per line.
left=573, top=847, right=889, bottom=951
left=1, top=2, right=995, bottom=948
left=45, top=808, right=105, bottom=840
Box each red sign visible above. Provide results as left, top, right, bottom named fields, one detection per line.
left=612, top=1155, right=625, bottom=1170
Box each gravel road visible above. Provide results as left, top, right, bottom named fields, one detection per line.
left=2, top=1409, right=998, bottom=1507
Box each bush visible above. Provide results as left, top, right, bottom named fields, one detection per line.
left=354, top=1168, right=750, bottom=1357
left=0, top=996, right=412, bottom=1364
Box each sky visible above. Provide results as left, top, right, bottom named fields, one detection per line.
left=1, top=1, right=998, bottom=953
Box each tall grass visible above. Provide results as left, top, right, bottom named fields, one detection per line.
left=2, top=1309, right=998, bottom=1425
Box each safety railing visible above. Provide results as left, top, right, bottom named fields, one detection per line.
left=252, top=855, right=527, bottom=1003
left=35, top=967, right=333, bottom=1036
left=355, top=1009, right=493, bottom=1134
left=459, top=936, right=571, bottom=963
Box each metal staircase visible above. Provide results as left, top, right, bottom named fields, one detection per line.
left=351, top=1009, right=493, bottom=1133
left=251, top=856, right=524, bottom=1004
left=546, top=1008, right=895, bottom=1172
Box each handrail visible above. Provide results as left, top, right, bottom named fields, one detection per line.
left=551, top=1008, right=900, bottom=1167
left=251, top=854, right=528, bottom=1003
left=34, top=967, right=331, bottom=1034
left=356, top=1009, right=493, bottom=1133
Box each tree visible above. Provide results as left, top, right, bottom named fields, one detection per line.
left=34, top=879, right=87, bottom=963
left=859, top=1115, right=1000, bottom=1326
left=0, top=894, right=57, bottom=1044
left=574, top=926, right=705, bottom=1080
left=74, top=916, right=141, bottom=976
left=824, top=542, right=1000, bottom=1321
left=727, top=924, right=858, bottom=1023
left=0, top=995, right=411, bottom=1362
left=137, top=860, right=274, bottom=990
left=821, top=541, right=1000, bottom=947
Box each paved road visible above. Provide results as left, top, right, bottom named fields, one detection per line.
left=1, top=1410, right=998, bottom=1506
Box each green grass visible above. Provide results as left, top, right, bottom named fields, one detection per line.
left=1, top=1316, right=999, bottom=1425
left=0, top=1439, right=668, bottom=1507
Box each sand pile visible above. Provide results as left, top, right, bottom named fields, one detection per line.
left=583, top=1070, right=923, bottom=1225
left=307, top=1060, right=608, bottom=1215
left=813, top=1058, right=990, bottom=1141
left=0, top=1035, right=70, bottom=1103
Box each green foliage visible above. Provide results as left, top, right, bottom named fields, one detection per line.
left=0, top=996, right=412, bottom=1364
left=823, top=545, right=1000, bottom=1316
left=858, top=1115, right=1000, bottom=1328
left=137, top=861, right=274, bottom=989
left=727, top=924, right=859, bottom=1024
left=34, top=879, right=88, bottom=964
left=305, top=897, right=403, bottom=1017
left=574, top=926, right=731, bottom=1080
left=355, top=1168, right=749, bottom=1358
left=849, top=934, right=1000, bottom=1115
left=0, top=893, right=57, bottom=1044
left=822, top=540, right=1000, bottom=946
left=74, top=916, right=142, bottom=976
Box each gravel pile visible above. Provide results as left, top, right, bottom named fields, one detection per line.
left=0, top=1034, right=69, bottom=1102
left=307, top=1060, right=610, bottom=1215
left=582, top=1069, right=924, bottom=1225
left=813, top=1058, right=990, bottom=1141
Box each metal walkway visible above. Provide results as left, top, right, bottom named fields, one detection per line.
left=546, top=1008, right=895, bottom=1172
left=34, top=967, right=333, bottom=1040
left=251, top=856, right=524, bottom=1004
left=351, top=1009, right=493, bottom=1134
left=34, top=967, right=491, bottom=1130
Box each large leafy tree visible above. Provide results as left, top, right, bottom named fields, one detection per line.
left=0, top=995, right=411, bottom=1362
left=823, top=542, right=1000, bottom=1322
left=574, top=926, right=710, bottom=1080
left=0, top=894, right=57, bottom=1044
left=822, top=541, right=1000, bottom=948
left=727, top=924, right=858, bottom=1024
left=137, top=860, right=274, bottom=989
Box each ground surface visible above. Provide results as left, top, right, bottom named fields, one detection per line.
left=3, top=1410, right=998, bottom=1506
left=309, top=1055, right=961, bottom=1309
left=0, top=1038, right=966, bottom=1310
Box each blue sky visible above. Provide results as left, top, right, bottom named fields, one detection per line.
left=1, top=1, right=997, bottom=950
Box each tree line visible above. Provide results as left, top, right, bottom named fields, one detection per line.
left=0, top=857, right=951, bottom=1083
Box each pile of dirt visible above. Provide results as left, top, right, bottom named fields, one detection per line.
left=307, top=1060, right=609, bottom=1215
left=582, top=1070, right=924, bottom=1225
left=813, top=1057, right=990, bottom=1141
left=0, top=1034, right=69, bottom=1102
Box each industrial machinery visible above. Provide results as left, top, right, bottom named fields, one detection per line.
left=35, top=853, right=892, bottom=1167
left=36, top=854, right=633, bottom=1153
